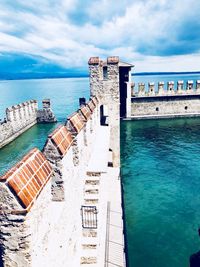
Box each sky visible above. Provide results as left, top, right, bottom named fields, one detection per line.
left=0, top=0, right=200, bottom=75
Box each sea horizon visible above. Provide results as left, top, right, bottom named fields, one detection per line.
left=0, top=71, right=200, bottom=81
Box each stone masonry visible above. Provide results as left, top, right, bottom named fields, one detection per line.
left=0, top=57, right=128, bottom=267
left=89, top=56, right=121, bottom=167
left=127, top=80, right=200, bottom=119
left=0, top=99, right=57, bottom=149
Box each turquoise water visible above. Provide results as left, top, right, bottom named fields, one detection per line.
left=121, top=118, right=200, bottom=267
left=1, top=74, right=200, bottom=266
left=0, top=78, right=89, bottom=175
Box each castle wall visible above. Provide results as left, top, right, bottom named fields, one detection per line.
left=0, top=100, right=38, bottom=149
left=131, top=95, right=200, bottom=119
left=0, top=100, right=57, bottom=149
left=0, top=56, right=126, bottom=267
left=30, top=148, right=84, bottom=267
left=129, top=81, right=200, bottom=119
left=0, top=96, right=101, bottom=267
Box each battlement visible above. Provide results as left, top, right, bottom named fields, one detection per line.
left=126, top=79, right=200, bottom=120
left=5, top=100, right=38, bottom=123
left=0, top=99, right=57, bottom=149
left=131, top=80, right=200, bottom=98
left=0, top=94, right=102, bottom=267
left=0, top=56, right=129, bottom=267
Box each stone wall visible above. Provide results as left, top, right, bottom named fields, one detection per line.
left=128, top=80, right=200, bottom=119
left=0, top=96, right=102, bottom=267
left=0, top=100, right=38, bottom=148
left=0, top=56, right=125, bottom=267
left=0, top=100, right=57, bottom=149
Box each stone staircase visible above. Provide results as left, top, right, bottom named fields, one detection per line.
left=80, top=173, right=101, bottom=266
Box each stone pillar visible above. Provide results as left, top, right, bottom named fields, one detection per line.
left=138, top=83, right=145, bottom=96
left=37, top=99, right=57, bottom=123
left=6, top=108, right=14, bottom=122
left=126, top=82, right=132, bottom=118
left=158, top=82, right=165, bottom=95
left=187, top=80, right=194, bottom=92
left=196, top=80, right=200, bottom=93
left=131, top=82, right=135, bottom=96
left=27, top=102, right=31, bottom=116
left=177, top=80, right=184, bottom=94
left=18, top=104, right=23, bottom=120
left=22, top=103, right=28, bottom=120
left=167, top=81, right=174, bottom=93
left=148, top=82, right=155, bottom=96
left=106, top=56, right=120, bottom=167
left=88, top=57, right=103, bottom=97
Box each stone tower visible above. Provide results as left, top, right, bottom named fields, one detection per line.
left=88, top=56, right=133, bottom=167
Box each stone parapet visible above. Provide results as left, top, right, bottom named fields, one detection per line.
left=0, top=99, right=57, bottom=149
left=132, top=80, right=200, bottom=97
left=0, top=148, right=52, bottom=267
left=0, top=94, right=101, bottom=267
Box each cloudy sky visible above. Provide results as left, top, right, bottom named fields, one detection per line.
left=0, top=0, right=200, bottom=75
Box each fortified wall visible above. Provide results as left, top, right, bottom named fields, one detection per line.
left=126, top=80, right=200, bottom=119
left=0, top=99, right=57, bottom=149
left=0, top=56, right=128, bottom=267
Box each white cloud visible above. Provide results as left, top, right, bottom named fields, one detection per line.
left=0, top=0, right=199, bottom=72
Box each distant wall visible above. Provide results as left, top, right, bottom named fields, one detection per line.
left=128, top=80, right=200, bottom=119
left=0, top=100, right=38, bottom=149
left=0, top=99, right=57, bottom=149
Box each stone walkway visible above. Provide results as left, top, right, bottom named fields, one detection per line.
left=80, top=125, right=126, bottom=267
left=105, top=167, right=126, bottom=267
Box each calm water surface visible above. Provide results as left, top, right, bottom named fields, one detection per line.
left=1, top=74, right=200, bottom=266
left=121, top=118, right=200, bottom=267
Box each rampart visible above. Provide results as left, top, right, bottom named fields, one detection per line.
left=126, top=80, right=200, bottom=119
left=0, top=56, right=132, bottom=267
left=0, top=99, right=57, bottom=149
left=0, top=95, right=126, bottom=267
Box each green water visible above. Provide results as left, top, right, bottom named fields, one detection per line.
left=121, top=118, right=200, bottom=267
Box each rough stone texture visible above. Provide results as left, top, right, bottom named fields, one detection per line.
left=0, top=100, right=38, bottom=149
left=0, top=56, right=126, bottom=267
left=131, top=95, right=200, bottom=119
left=42, top=112, right=99, bottom=266
left=0, top=183, right=31, bottom=267
left=0, top=99, right=57, bottom=149
left=89, top=57, right=121, bottom=167
left=129, top=81, right=200, bottom=119
left=132, top=80, right=200, bottom=97
left=37, top=99, right=57, bottom=123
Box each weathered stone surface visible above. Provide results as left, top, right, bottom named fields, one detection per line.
left=0, top=101, right=38, bottom=149
left=37, top=99, right=57, bottom=123
left=0, top=56, right=126, bottom=267
left=0, top=99, right=57, bottom=149
left=88, top=56, right=123, bottom=167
